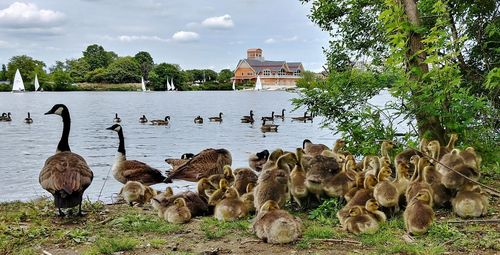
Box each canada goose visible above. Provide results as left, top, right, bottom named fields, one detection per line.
left=39, top=104, right=93, bottom=216
left=252, top=200, right=303, bottom=244
left=164, top=198, right=192, bottom=224
left=119, top=181, right=157, bottom=206
left=194, top=115, right=204, bottom=124
left=361, top=155, right=380, bottom=177
left=422, top=165, right=452, bottom=208
left=152, top=191, right=209, bottom=217
left=248, top=149, right=270, bottom=172
left=208, top=112, right=223, bottom=122
left=343, top=205, right=380, bottom=235
left=427, top=138, right=455, bottom=164
left=241, top=110, right=254, bottom=123
left=232, top=167, right=258, bottom=196
left=404, top=189, right=434, bottom=235
left=155, top=186, right=174, bottom=201
left=323, top=158, right=356, bottom=199
left=394, top=162, right=411, bottom=200
left=113, top=113, right=121, bottom=123
left=274, top=109, right=286, bottom=120
left=291, top=112, right=308, bottom=122
left=241, top=183, right=256, bottom=213
left=332, top=139, right=348, bottom=156
left=106, top=124, right=167, bottom=185
left=254, top=153, right=297, bottom=211
left=214, top=187, right=248, bottom=221
left=336, top=174, right=377, bottom=225
left=0, top=112, right=6, bottom=121
left=197, top=178, right=215, bottom=202
left=344, top=171, right=365, bottom=202
left=394, top=138, right=427, bottom=172
left=261, top=111, right=275, bottom=121
left=452, top=184, right=489, bottom=218
left=150, top=116, right=170, bottom=125
left=303, top=139, right=329, bottom=156
left=164, top=153, right=195, bottom=171
left=446, top=133, right=459, bottom=151
left=208, top=178, right=229, bottom=206
left=260, top=119, right=279, bottom=132
left=365, top=198, right=387, bottom=223
left=438, top=149, right=480, bottom=190
left=207, top=165, right=235, bottom=188
left=290, top=148, right=308, bottom=207
left=24, top=112, right=33, bottom=124
left=261, top=148, right=284, bottom=171
left=139, top=115, right=148, bottom=123
left=2, top=112, right=12, bottom=122
left=380, top=140, right=394, bottom=164
left=406, top=158, right=433, bottom=206
left=165, top=148, right=232, bottom=182
left=304, top=154, right=340, bottom=200
left=373, top=166, right=399, bottom=212
left=459, top=147, right=481, bottom=170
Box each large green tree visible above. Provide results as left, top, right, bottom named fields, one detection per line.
left=82, top=44, right=116, bottom=71
left=134, top=51, right=154, bottom=80
left=297, top=0, right=498, bottom=159
left=0, top=64, right=6, bottom=80
left=218, top=69, right=234, bottom=83
left=6, top=55, right=46, bottom=89
left=104, top=56, right=141, bottom=83
left=149, top=63, right=185, bottom=90
left=66, top=58, right=91, bottom=82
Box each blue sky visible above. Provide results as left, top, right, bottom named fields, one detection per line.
left=0, top=0, right=330, bottom=72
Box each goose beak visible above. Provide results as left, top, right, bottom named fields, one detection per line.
left=106, top=126, right=114, bottom=130
left=44, top=111, right=51, bottom=115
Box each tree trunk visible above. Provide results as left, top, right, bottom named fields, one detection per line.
left=400, top=0, right=447, bottom=145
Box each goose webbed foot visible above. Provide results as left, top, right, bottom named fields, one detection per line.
left=58, top=208, right=65, bottom=217
left=77, top=203, right=86, bottom=216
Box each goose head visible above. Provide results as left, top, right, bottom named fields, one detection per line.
left=106, top=124, right=122, bottom=132
left=45, top=104, right=68, bottom=116
left=165, top=116, right=171, bottom=121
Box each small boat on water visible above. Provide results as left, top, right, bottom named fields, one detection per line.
left=34, top=74, right=40, bottom=92
left=12, top=69, right=25, bottom=93
left=254, top=75, right=263, bottom=91
left=232, top=80, right=236, bottom=91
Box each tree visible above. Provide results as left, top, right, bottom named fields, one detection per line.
left=82, top=44, right=115, bottom=71
left=149, top=63, right=185, bottom=90
left=104, top=56, right=141, bottom=83
left=134, top=51, right=154, bottom=80
left=6, top=55, right=46, bottom=85
left=51, top=69, right=74, bottom=91
left=297, top=0, right=498, bottom=161
left=66, top=58, right=90, bottom=83
left=0, top=64, right=6, bottom=80
left=218, top=69, right=234, bottom=83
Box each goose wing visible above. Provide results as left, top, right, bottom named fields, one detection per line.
left=121, top=160, right=166, bottom=185
left=166, top=148, right=232, bottom=182
left=39, top=152, right=93, bottom=195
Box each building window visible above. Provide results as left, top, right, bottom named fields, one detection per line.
left=294, top=70, right=301, bottom=76
left=241, top=72, right=244, bottom=75
left=278, top=68, right=286, bottom=76
left=248, top=72, right=253, bottom=76
left=263, top=69, right=271, bottom=76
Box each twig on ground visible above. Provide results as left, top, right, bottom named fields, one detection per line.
left=240, top=239, right=261, bottom=244
left=313, top=238, right=362, bottom=245
left=444, top=219, right=500, bottom=224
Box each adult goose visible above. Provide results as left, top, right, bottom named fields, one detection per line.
left=113, top=113, right=121, bottom=123
left=291, top=112, right=308, bottom=122
left=2, top=112, right=12, bottom=122
left=24, top=112, right=33, bottom=124
left=261, top=120, right=279, bottom=132
left=261, top=111, right=275, bottom=121
left=151, top=116, right=170, bottom=125
left=241, top=110, right=254, bottom=123
left=274, top=109, right=286, bottom=120
left=194, top=116, right=204, bottom=124
left=139, top=115, right=148, bottom=123
left=107, top=124, right=168, bottom=185
left=209, top=112, right=223, bottom=122
left=39, top=104, right=93, bottom=216
left=165, top=148, right=232, bottom=182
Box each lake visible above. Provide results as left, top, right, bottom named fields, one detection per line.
left=0, top=91, right=339, bottom=203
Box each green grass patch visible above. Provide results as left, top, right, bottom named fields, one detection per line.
left=111, top=212, right=182, bottom=234
left=308, top=198, right=343, bottom=225
left=200, top=217, right=251, bottom=239
left=84, top=237, right=139, bottom=255
left=148, top=238, right=167, bottom=249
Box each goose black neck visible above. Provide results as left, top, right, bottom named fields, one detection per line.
left=117, top=128, right=126, bottom=155
left=57, top=110, right=71, bottom=152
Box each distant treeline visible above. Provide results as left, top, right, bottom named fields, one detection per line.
left=0, top=44, right=244, bottom=91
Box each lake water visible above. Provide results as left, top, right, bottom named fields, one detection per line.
left=0, top=91, right=340, bottom=203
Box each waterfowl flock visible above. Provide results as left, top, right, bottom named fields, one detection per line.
left=3, top=104, right=491, bottom=245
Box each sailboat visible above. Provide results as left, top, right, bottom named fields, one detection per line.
left=166, top=78, right=172, bottom=91
left=141, top=77, right=147, bottom=92
left=12, top=69, right=25, bottom=93
left=171, top=78, right=176, bottom=91
left=254, top=75, right=263, bottom=91
left=232, top=80, right=236, bottom=91
left=34, top=74, right=40, bottom=91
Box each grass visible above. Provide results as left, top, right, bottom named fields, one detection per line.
left=83, top=237, right=139, bottom=255
left=199, top=217, right=251, bottom=239
left=111, top=212, right=182, bottom=234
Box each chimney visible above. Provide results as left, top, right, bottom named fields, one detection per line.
left=247, top=48, right=263, bottom=60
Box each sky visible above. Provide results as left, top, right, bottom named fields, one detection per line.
left=0, top=0, right=330, bottom=72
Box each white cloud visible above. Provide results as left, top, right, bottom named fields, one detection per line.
left=0, top=40, right=11, bottom=48
left=0, top=2, right=65, bottom=28
left=118, top=35, right=169, bottom=42
left=171, top=31, right=200, bottom=42
left=201, top=14, right=234, bottom=29
left=264, top=35, right=299, bottom=44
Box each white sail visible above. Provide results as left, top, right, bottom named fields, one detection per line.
left=12, top=69, right=25, bottom=92
left=232, top=79, right=236, bottom=91
left=254, top=75, right=263, bottom=91
left=141, top=77, right=146, bottom=92
left=34, top=74, right=40, bottom=91
left=171, top=78, right=175, bottom=91
left=166, top=78, right=171, bottom=91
